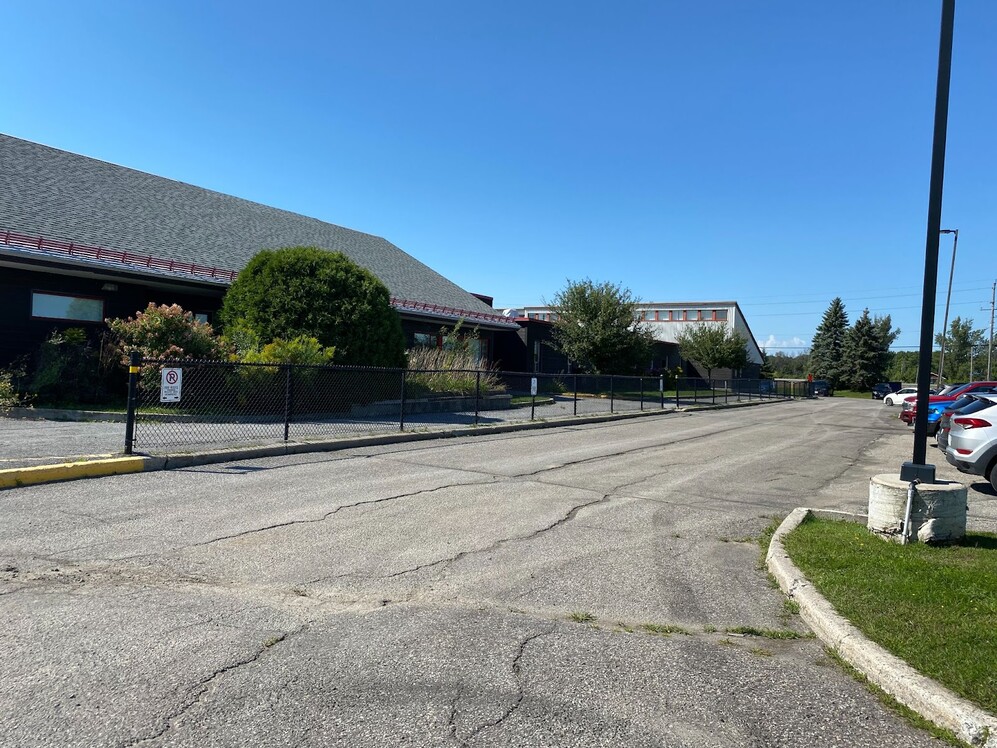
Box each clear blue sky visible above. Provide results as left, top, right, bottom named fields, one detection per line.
left=3, top=1, right=995, bottom=352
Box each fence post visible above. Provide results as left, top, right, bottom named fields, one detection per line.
left=124, top=351, right=140, bottom=455
left=399, top=370, right=407, bottom=431
left=474, top=370, right=481, bottom=426
left=724, top=379, right=728, bottom=405
left=573, top=375, right=578, bottom=416
left=694, top=379, right=698, bottom=404
left=640, top=377, right=644, bottom=411
left=610, top=375, right=615, bottom=413
left=711, top=378, right=715, bottom=405
left=676, top=378, right=680, bottom=408
left=660, top=376, right=664, bottom=409
left=283, top=365, right=293, bottom=441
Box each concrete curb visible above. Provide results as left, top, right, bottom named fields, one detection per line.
left=767, top=507, right=997, bottom=748
left=0, top=456, right=148, bottom=489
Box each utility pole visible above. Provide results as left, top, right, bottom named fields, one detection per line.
left=987, top=280, right=996, bottom=380
left=938, top=228, right=959, bottom=386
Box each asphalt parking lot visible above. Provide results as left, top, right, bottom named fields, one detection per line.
left=1, top=397, right=993, bottom=747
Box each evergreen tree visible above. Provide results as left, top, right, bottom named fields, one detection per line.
left=808, top=298, right=849, bottom=387
left=843, top=309, right=881, bottom=390
left=220, top=247, right=407, bottom=368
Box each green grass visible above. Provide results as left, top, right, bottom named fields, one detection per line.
left=783, top=517, right=997, bottom=714
left=832, top=389, right=876, bottom=399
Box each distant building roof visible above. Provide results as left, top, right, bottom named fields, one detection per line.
left=0, top=134, right=515, bottom=329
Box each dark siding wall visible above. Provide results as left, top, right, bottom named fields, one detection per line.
left=0, top=266, right=223, bottom=365
left=492, top=321, right=570, bottom=374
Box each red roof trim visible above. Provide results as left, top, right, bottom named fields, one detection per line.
left=1, top=228, right=239, bottom=283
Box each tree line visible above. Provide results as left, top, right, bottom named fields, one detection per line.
left=770, top=298, right=995, bottom=389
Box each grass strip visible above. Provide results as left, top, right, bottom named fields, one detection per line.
left=782, top=517, right=997, bottom=715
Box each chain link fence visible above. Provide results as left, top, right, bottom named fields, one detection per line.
left=125, top=358, right=807, bottom=454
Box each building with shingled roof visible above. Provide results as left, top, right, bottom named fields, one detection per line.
left=0, top=134, right=518, bottom=365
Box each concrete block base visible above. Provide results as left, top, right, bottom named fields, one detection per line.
left=867, top=474, right=967, bottom=544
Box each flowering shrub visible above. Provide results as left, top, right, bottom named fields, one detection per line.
left=107, top=303, right=231, bottom=366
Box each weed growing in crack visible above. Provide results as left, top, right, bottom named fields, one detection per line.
left=725, top=626, right=803, bottom=640
left=750, top=647, right=773, bottom=657
left=616, top=622, right=635, bottom=633
left=262, top=635, right=282, bottom=648
left=703, top=624, right=718, bottom=633
left=569, top=611, right=596, bottom=624
left=641, top=623, right=690, bottom=636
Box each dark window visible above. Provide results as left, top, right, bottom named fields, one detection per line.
left=31, top=292, right=104, bottom=322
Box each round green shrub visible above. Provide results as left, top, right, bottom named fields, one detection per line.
left=220, top=247, right=406, bottom=368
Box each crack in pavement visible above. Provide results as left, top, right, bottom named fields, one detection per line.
left=380, top=493, right=613, bottom=580
left=169, top=479, right=499, bottom=552
left=457, top=624, right=556, bottom=744
left=121, top=623, right=310, bottom=747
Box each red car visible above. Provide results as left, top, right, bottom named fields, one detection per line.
left=900, top=382, right=997, bottom=424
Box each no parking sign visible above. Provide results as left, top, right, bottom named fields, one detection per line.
left=160, top=368, right=183, bottom=402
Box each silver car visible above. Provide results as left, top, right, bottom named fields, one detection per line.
left=945, top=395, right=997, bottom=492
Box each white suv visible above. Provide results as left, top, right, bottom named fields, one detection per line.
left=945, top=395, right=997, bottom=492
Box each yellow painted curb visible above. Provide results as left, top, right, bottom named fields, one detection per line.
left=0, top=457, right=147, bottom=489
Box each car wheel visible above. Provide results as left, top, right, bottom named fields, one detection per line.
left=885, top=397, right=894, bottom=406
left=990, top=465, right=997, bottom=494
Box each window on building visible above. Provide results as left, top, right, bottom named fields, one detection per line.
left=413, top=332, right=437, bottom=348
left=715, top=309, right=728, bottom=321
left=31, top=292, right=103, bottom=322
left=194, top=313, right=209, bottom=324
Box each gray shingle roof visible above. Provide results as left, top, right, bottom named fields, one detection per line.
left=0, top=134, right=509, bottom=324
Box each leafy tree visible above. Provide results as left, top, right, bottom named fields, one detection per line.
left=548, top=279, right=654, bottom=374
left=934, top=316, right=985, bottom=383
left=808, top=298, right=849, bottom=387
left=677, top=323, right=749, bottom=381
left=220, top=247, right=406, bottom=368
left=886, top=350, right=919, bottom=383
left=768, top=351, right=809, bottom=378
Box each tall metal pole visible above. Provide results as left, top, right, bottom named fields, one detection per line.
left=905, top=0, right=955, bottom=482
left=937, top=228, right=959, bottom=385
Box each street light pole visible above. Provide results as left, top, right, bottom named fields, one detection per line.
left=937, top=228, right=959, bottom=386
left=904, top=0, right=955, bottom=484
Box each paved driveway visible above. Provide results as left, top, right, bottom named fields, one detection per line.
left=1, top=398, right=991, bottom=746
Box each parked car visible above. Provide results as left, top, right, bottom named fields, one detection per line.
left=812, top=380, right=832, bottom=397
left=871, top=383, right=897, bottom=400
left=945, top=397, right=997, bottom=491
left=884, top=387, right=918, bottom=406
left=936, top=394, right=997, bottom=452
left=900, top=382, right=997, bottom=424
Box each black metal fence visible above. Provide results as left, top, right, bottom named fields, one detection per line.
left=125, top=357, right=807, bottom=454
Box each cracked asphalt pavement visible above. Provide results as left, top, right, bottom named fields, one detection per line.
left=3, top=397, right=994, bottom=747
